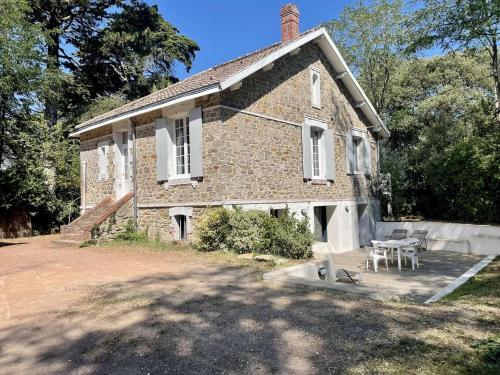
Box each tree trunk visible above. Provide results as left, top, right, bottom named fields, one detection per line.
left=493, top=35, right=500, bottom=123
left=45, top=21, right=61, bottom=127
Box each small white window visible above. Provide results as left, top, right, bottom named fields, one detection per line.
left=172, top=117, right=190, bottom=178
left=97, top=141, right=108, bottom=181
left=310, top=128, right=325, bottom=178
left=352, top=136, right=363, bottom=174
left=310, top=69, right=321, bottom=108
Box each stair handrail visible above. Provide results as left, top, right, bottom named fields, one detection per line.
left=62, top=196, right=114, bottom=229
left=66, top=195, right=81, bottom=224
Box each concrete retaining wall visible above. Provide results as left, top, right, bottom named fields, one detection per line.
left=376, top=221, right=500, bottom=255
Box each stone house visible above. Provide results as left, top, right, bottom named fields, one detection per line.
left=61, top=4, right=390, bottom=253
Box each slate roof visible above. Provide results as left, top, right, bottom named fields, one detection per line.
left=77, top=28, right=321, bottom=130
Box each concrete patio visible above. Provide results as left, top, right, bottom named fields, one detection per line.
left=336, top=250, right=487, bottom=302
left=266, top=250, right=486, bottom=303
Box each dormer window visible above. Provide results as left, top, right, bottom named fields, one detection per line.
left=310, top=69, right=321, bottom=108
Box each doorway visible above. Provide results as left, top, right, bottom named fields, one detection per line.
left=314, top=206, right=328, bottom=242
left=114, top=130, right=131, bottom=198
left=357, top=204, right=371, bottom=246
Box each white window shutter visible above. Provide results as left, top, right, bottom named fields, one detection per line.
left=189, top=107, right=203, bottom=178
left=166, top=120, right=175, bottom=179
left=155, top=118, right=169, bottom=182
left=325, top=129, right=336, bottom=181
left=97, top=141, right=108, bottom=181
left=363, top=136, right=372, bottom=175
left=302, top=125, right=312, bottom=179
left=346, top=131, right=354, bottom=174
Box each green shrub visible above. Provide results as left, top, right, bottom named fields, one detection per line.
left=192, top=207, right=231, bottom=252
left=225, top=208, right=268, bottom=254
left=115, top=219, right=148, bottom=242
left=193, top=206, right=313, bottom=259
left=261, top=208, right=314, bottom=259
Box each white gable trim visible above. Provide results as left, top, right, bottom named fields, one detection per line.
left=220, top=29, right=324, bottom=91
left=70, top=85, right=219, bottom=137
left=71, top=28, right=388, bottom=138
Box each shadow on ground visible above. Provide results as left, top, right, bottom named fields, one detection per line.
left=0, top=263, right=496, bottom=375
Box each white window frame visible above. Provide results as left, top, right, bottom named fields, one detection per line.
left=306, top=117, right=327, bottom=180
left=311, top=128, right=324, bottom=178
left=350, top=129, right=365, bottom=175
left=169, top=114, right=191, bottom=180
left=97, top=140, right=108, bottom=181
left=310, top=68, right=321, bottom=109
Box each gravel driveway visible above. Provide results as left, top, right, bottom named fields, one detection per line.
left=0, top=236, right=496, bottom=374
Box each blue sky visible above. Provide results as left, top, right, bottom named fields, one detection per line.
left=147, top=1, right=354, bottom=80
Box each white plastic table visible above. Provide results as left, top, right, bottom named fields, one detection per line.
left=380, top=238, right=420, bottom=271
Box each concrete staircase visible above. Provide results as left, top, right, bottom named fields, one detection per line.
left=54, top=192, right=133, bottom=247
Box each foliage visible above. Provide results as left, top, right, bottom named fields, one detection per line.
left=73, top=0, right=199, bottom=101
left=192, top=207, right=232, bottom=252
left=325, top=0, right=412, bottom=115
left=114, top=219, right=148, bottom=242
left=0, top=0, right=199, bottom=235
left=225, top=208, right=269, bottom=254
left=260, top=208, right=314, bottom=259
left=409, top=0, right=500, bottom=116
left=28, top=0, right=120, bottom=126
left=76, top=95, right=128, bottom=124
left=193, top=207, right=314, bottom=259
left=382, top=52, right=499, bottom=222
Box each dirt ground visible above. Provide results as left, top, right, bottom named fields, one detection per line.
left=0, top=236, right=498, bottom=374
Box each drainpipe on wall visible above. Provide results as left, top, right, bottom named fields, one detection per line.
left=377, top=137, right=380, bottom=175
left=81, top=161, right=87, bottom=215
left=132, top=119, right=138, bottom=230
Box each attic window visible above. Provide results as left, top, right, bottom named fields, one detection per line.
left=310, top=69, right=321, bottom=108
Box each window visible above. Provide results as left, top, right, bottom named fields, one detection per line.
left=311, top=69, right=321, bottom=108
left=311, top=130, right=321, bottom=177
left=175, top=215, right=187, bottom=241
left=352, top=136, right=363, bottom=173
left=174, top=117, right=190, bottom=177
left=97, top=141, right=108, bottom=181
left=310, top=127, right=325, bottom=179
left=122, top=132, right=130, bottom=180
left=270, top=208, right=286, bottom=219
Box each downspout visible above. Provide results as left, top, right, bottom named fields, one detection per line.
left=131, top=119, right=138, bottom=230
left=377, top=137, right=380, bottom=175
left=81, top=161, right=87, bottom=215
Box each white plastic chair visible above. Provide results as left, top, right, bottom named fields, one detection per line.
left=367, top=241, right=389, bottom=273
left=401, top=245, right=419, bottom=270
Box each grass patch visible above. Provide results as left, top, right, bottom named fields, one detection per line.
left=442, top=257, right=500, bottom=306
left=84, top=236, right=304, bottom=271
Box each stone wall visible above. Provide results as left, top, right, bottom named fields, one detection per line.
left=132, top=42, right=376, bottom=206
left=79, top=41, right=379, bottom=241
left=91, top=198, right=133, bottom=242
left=80, top=125, right=114, bottom=206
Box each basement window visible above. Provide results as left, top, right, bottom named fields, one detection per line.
left=175, top=215, right=187, bottom=241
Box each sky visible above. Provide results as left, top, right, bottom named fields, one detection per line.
left=147, top=1, right=355, bottom=80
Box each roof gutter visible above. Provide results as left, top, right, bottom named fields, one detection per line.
left=70, top=84, right=221, bottom=137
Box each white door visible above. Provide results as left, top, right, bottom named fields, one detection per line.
left=115, top=131, right=132, bottom=198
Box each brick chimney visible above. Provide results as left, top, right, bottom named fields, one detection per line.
left=280, top=4, right=300, bottom=43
